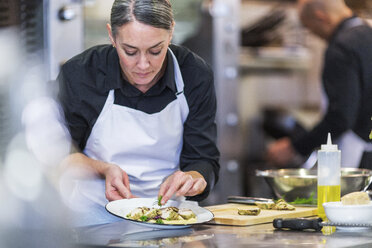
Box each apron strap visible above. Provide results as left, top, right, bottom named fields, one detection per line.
left=168, top=48, right=189, bottom=123
left=168, top=48, right=185, bottom=95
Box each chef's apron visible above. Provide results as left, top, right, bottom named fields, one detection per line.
left=66, top=49, right=189, bottom=225
left=325, top=17, right=372, bottom=168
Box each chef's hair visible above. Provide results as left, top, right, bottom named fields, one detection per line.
left=110, top=0, right=174, bottom=38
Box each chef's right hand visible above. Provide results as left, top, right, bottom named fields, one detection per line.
left=266, top=137, right=295, bottom=167
left=103, top=164, right=137, bottom=201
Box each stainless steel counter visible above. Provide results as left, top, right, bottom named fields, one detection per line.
left=73, top=220, right=372, bottom=248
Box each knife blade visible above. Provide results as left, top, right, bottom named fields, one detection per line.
left=227, top=196, right=274, bottom=205
left=273, top=218, right=372, bottom=231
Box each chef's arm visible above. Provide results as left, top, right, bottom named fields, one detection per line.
left=180, top=65, right=220, bottom=201
left=61, top=152, right=109, bottom=176
left=291, top=44, right=360, bottom=156
left=61, top=152, right=134, bottom=199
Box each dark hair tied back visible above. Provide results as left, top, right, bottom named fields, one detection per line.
left=110, top=0, right=174, bottom=38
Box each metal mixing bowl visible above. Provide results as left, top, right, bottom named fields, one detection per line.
left=255, top=168, right=372, bottom=202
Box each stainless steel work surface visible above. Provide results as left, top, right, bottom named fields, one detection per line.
left=72, top=220, right=372, bottom=248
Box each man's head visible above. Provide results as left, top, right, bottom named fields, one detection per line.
left=298, top=0, right=353, bottom=40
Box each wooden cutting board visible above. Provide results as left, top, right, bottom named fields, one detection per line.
left=205, top=203, right=317, bottom=226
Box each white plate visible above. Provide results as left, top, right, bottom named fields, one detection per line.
left=105, top=198, right=214, bottom=229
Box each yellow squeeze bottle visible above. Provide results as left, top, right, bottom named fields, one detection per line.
left=317, top=133, right=341, bottom=220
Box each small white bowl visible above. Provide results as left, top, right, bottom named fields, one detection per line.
left=323, top=201, right=372, bottom=225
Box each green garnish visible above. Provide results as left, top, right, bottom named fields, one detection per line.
left=289, top=192, right=317, bottom=205
left=156, top=218, right=164, bottom=224
left=139, top=216, right=148, bottom=222
left=158, top=195, right=163, bottom=206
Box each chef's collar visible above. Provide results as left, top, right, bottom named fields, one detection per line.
left=106, top=46, right=176, bottom=96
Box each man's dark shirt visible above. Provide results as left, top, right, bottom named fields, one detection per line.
left=292, top=16, right=372, bottom=156
left=57, top=44, right=220, bottom=201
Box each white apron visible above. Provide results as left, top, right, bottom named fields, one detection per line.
left=70, top=49, right=189, bottom=211
left=337, top=131, right=372, bottom=168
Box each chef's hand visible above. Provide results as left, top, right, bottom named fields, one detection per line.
left=158, top=170, right=207, bottom=205
left=103, top=164, right=137, bottom=201
left=266, top=137, right=296, bottom=167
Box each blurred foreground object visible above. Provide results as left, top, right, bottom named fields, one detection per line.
left=0, top=28, right=74, bottom=248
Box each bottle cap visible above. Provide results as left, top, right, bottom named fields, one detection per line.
left=320, top=133, right=338, bottom=151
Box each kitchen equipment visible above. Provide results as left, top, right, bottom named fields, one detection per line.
left=227, top=196, right=274, bottom=205
left=317, top=133, right=341, bottom=219
left=241, top=7, right=286, bottom=47
left=256, top=168, right=372, bottom=202
left=323, top=201, right=372, bottom=226
left=205, top=203, right=317, bottom=226
left=273, top=218, right=372, bottom=231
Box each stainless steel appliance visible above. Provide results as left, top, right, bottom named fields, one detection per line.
left=46, top=0, right=84, bottom=80
left=2, top=0, right=84, bottom=80
left=204, top=0, right=243, bottom=205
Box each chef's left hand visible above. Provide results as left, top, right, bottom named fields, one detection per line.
left=158, top=170, right=207, bottom=205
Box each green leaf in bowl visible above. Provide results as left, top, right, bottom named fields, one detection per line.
left=289, top=192, right=317, bottom=205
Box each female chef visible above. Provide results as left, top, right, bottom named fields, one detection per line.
left=57, top=0, right=219, bottom=224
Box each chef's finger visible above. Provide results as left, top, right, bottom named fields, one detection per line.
left=122, top=171, right=131, bottom=190
left=105, top=183, right=129, bottom=201
left=161, top=183, right=179, bottom=205
left=158, top=177, right=171, bottom=198
left=185, top=179, right=206, bottom=196
left=112, top=179, right=132, bottom=199
left=176, top=177, right=193, bottom=196
left=161, top=173, right=188, bottom=204
left=105, top=186, right=119, bottom=201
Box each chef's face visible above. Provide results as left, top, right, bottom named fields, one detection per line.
left=107, top=21, right=173, bottom=93
left=300, top=15, right=327, bottom=40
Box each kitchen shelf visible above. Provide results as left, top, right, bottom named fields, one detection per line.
left=239, top=46, right=311, bottom=71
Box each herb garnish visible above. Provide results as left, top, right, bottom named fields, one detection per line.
left=289, top=192, right=317, bottom=205
left=158, top=195, right=163, bottom=206
left=139, top=216, right=148, bottom=222
left=155, top=218, right=164, bottom=224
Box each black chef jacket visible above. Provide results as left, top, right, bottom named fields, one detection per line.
left=57, top=44, right=220, bottom=201
left=292, top=16, right=372, bottom=159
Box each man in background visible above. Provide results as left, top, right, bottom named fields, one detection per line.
left=267, top=0, right=372, bottom=169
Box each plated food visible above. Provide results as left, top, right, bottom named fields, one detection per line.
left=126, top=206, right=197, bottom=224
left=105, top=198, right=214, bottom=229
